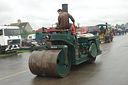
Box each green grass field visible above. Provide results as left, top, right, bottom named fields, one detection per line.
left=0, top=50, right=30, bottom=57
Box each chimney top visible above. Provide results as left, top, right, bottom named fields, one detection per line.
left=17, top=19, right=21, bottom=25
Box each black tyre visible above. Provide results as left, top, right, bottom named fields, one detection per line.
left=105, top=36, right=110, bottom=43
left=110, top=36, right=113, bottom=42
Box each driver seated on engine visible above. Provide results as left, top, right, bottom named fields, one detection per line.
left=57, top=9, right=75, bottom=29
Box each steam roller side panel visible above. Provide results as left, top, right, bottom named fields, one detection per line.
left=29, top=49, right=71, bottom=77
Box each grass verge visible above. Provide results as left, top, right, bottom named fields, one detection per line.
left=0, top=50, right=30, bottom=58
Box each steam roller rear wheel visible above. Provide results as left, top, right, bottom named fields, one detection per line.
left=29, top=50, right=71, bottom=77
left=88, top=43, right=97, bottom=63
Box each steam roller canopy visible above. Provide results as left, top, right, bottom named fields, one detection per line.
left=29, top=50, right=71, bottom=77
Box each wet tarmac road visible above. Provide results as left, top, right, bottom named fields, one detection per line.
left=0, top=35, right=128, bottom=85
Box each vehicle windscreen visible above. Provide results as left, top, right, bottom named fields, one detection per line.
left=4, top=29, right=20, bottom=36
left=0, top=29, right=3, bottom=35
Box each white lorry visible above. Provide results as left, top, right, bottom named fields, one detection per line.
left=0, top=26, right=21, bottom=53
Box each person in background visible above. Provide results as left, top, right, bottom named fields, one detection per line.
left=112, top=28, right=115, bottom=36
left=124, top=28, right=127, bottom=34
left=57, top=9, right=75, bottom=29
left=99, top=26, right=105, bottom=34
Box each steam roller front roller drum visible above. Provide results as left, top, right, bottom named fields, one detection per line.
left=29, top=50, right=71, bottom=77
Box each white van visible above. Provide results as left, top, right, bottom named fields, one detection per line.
left=27, top=34, right=35, bottom=40
left=0, top=26, right=21, bottom=52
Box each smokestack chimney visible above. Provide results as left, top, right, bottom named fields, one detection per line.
left=62, top=4, right=68, bottom=13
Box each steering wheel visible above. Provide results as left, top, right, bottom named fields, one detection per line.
left=71, top=24, right=76, bottom=35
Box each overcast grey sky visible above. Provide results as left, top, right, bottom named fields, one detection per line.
left=0, top=0, right=128, bottom=30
